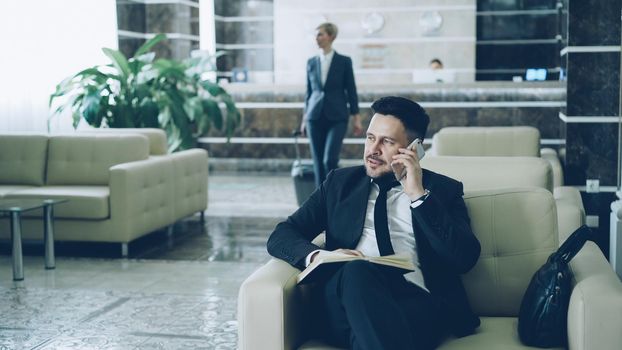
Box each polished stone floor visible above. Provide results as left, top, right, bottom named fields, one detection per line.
left=0, top=173, right=299, bottom=350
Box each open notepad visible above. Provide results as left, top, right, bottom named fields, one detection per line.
left=297, top=252, right=416, bottom=284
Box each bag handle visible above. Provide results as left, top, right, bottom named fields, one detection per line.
left=552, top=225, right=593, bottom=264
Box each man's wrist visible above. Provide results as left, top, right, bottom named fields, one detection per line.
left=410, top=189, right=430, bottom=208
left=408, top=188, right=428, bottom=202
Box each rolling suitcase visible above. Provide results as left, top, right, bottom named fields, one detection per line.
left=291, top=131, right=316, bottom=205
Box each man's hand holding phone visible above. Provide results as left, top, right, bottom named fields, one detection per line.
left=391, top=139, right=427, bottom=201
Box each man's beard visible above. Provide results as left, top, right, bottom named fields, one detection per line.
left=364, top=155, right=392, bottom=178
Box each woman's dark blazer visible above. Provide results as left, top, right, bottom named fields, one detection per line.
left=304, top=52, right=359, bottom=122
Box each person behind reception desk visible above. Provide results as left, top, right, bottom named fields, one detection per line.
left=429, top=58, right=444, bottom=70
left=300, top=22, right=363, bottom=187
left=413, top=58, right=455, bottom=84
left=271, top=96, right=481, bottom=349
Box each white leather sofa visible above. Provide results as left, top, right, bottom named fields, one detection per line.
left=0, top=132, right=208, bottom=256
left=238, top=188, right=622, bottom=350
left=430, top=126, right=565, bottom=188
left=79, top=128, right=209, bottom=221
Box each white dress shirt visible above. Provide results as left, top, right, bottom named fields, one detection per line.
left=319, top=50, right=334, bottom=86
left=306, top=181, right=428, bottom=291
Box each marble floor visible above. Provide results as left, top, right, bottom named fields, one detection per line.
left=0, top=173, right=299, bottom=350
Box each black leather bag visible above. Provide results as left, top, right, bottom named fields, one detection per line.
left=518, top=225, right=592, bottom=348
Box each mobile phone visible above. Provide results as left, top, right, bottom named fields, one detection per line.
left=392, top=138, right=425, bottom=181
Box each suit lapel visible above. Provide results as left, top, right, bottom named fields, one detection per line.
left=314, top=56, right=322, bottom=88
left=339, top=170, right=372, bottom=248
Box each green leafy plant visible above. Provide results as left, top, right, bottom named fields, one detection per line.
left=49, top=34, right=239, bottom=152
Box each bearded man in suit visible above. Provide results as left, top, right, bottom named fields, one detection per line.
left=269, top=96, right=481, bottom=350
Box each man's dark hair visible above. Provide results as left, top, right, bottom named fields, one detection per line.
left=370, top=96, right=430, bottom=141
left=430, top=58, right=443, bottom=66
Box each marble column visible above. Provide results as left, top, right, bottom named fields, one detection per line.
left=563, top=0, right=621, bottom=256
left=116, top=0, right=200, bottom=59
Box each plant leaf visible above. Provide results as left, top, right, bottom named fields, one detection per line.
left=134, top=34, right=166, bottom=57
left=201, top=99, right=222, bottom=132
left=102, top=48, right=131, bottom=80
left=80, top=87, right=102, bottom=126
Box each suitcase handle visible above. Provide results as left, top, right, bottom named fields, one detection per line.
left=292, top=129, right=303, bottom=161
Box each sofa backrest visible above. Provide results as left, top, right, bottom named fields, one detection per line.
left=433, top=126, right=541, bottom=157
left=421, top=156, right=553, bottom=192
left=0, top=134, right=49, bottom=185
left=46, top=134, right=149, bottom=185
left=80, top=128, right=168, bottom=155
left=462, top=188, right=558, bottom=317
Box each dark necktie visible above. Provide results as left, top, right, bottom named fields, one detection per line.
left=373, top=175, right=400, bottom=256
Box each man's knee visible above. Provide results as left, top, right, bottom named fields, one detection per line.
left=340, top=260, right=380, bottom=287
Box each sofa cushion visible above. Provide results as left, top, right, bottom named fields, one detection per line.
left=433, top=127, right=540, bottom=157
left=80, top=128, right=168, bottom=155
left=0, top=134, right=48, bottom=185
left=436, top=317, right=563, bottom=350
left=0, top=185, right=38, bottom=197
left=298, top=318, right=563, bottom=350
left=5, top=186, right=109, bottom=219
left=462, top=188, right=558, bottom=317
left=46, top=134, right=149, bottom=186
left=421, top=156, right=553, bottom=192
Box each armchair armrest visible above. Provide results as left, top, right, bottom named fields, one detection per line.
left=109, top=156, right=175, bottom=240
left=165, top=149, right=209, bottom=218
left=554, top=186, right=586, bottom=244
left=238, top=258, right=305, bottom=350
left=568, top=242, right=622, bottom=350
left=541, top=147, right=564, bottom=187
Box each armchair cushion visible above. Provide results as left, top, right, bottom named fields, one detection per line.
left=432, top=127, right=540, bottom=157
left=421, top=156, right=553, bottom=192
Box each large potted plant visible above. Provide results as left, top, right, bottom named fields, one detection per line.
left=49, top=34, right=239, bottom=152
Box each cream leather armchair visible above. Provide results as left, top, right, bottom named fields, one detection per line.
left=430, top=126, right=564, bottom=188
left=420, top=156, right=584, bottom=243
left=238, top=188, right=622, bottom=350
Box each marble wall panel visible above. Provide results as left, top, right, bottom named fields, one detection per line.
left=579, top=191, right=616, bottom=255
left=151, top=38, right=199, bottom=60
left=217, top=48, right=274, bottom=72
left=118, top=38, right=146, bottom=58
left=191, top=7, right=200, bottom=36
left=215, top=0, right=272, bottom=17
left=568, top=0, right=621, bottom=46
left=116, top=2, right=146, bottom=32
left=477, top=14, right=558, bottom=40
left=227, top=82, right=566, bottom=102
left=478, top=0, right=557, bottom=11
left=216, top=21, right=273, bottom=44
left=564, top=122, right=618, bottom=186
left=477, top=43, right=559, bottom=69
left=566, top=52, right=621, bottom=116
left=206, top=105, right=561, bottom=140
left=202, top=142, right=365, bottom=159
left=146, top=4, right=193, bottom=34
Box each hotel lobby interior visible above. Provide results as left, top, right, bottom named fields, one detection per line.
left=1, top=0, right=622, bottom=349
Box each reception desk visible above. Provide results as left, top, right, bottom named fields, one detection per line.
left=201, top=81, right=565, bottom=165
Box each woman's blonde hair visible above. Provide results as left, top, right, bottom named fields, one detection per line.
left=317, top=22, right=338, bottom=38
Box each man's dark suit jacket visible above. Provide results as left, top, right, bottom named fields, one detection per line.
left=304, top=51, right=359, bottom=122
left=267, top=166, right=481, bottom=337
